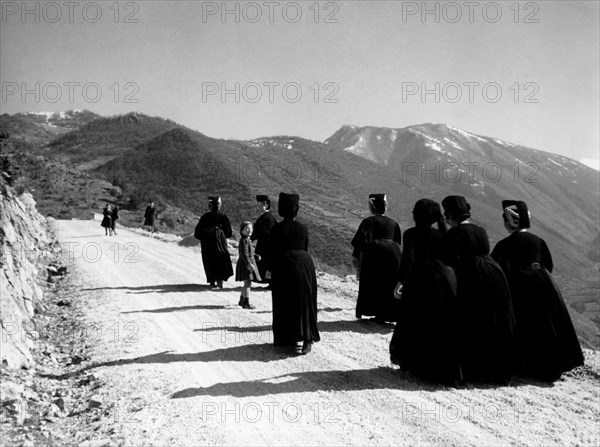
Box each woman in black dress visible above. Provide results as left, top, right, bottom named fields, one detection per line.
left=101, top=204, right=112, bottom=235
left=389, top=199, right=460, bottom=383
left=251, top=194, right=277, bottom=286
left=110, top=205, right=119, bottom=236
left=491, top=200, right=584, bottom=381
left=441, top=195, right=517, bottom=384
left=144, top=201, right=156, bottom=233
left=351, top=194, right=402, bottom=323
left=267, top=192, right=320, bottom=355
left=194, top=196, right=234, bottom=288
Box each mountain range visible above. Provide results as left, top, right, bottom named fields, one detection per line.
left=1, top=110, right=598, bottom=348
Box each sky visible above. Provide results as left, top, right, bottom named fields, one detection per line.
left=1, top=0, right=599, bottom=169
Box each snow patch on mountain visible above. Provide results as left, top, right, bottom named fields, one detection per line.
left=443, top=137, right=465, bottom=151
left=447, top=125, right=487, bottom=143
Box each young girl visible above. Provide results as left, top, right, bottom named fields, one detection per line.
left=236, top=221, right=261, bottom=309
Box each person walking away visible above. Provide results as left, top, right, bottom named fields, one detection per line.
left=110, top=205, right=119, bottom=236
left=267, top=192, right=320, bottom=355
left=491, top=200, right=584, bottom=382
left=351, top=194, right=402, bottom=323
left=441, top=195, right=518, bottom=385
left=144, top=201, right=157, bottom=233
left=194, top=196, right=234, bottom=288
left=389, top=198, right=460, bottom=385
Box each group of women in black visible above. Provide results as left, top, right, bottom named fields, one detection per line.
left=194, top=191, right=584, bottom=382
left=195, top=193, right=320, bottom=355
left=352, top=193, right=584, bottom=384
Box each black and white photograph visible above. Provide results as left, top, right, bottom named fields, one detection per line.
left=1, top=1, right=598, bottom=445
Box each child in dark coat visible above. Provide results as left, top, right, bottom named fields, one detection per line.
left=236, top=221, right=261, bottom=309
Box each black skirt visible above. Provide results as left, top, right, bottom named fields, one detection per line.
left=390, top=260, right=461, bottom=383
left=356, top=239, right=402, bottom=321
left=509, top=264, right=584, bottom=380
left=271, top=250, right=320, bottom=345
left=455, top=255, right=517, bottom=383
left=201, top=228, right=233, bottom=283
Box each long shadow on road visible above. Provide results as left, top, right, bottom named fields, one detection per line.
left=193, top=319, right=395, bottom=335
left=122, top=304, right=229, bottom=314
left=82, top=284, right=240, bottom=294
left=170, top=367, right=441, bottom=398
left=43, top=343, right=298, bottom=380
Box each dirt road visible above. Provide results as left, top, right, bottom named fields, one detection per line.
left=52, top=219, right=599, bottom=446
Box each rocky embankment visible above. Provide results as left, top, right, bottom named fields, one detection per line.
left=0, top=181, right=52, bottom=368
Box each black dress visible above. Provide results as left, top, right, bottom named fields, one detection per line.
left=110, top=208, right=118, bottom=230
left=144, top=206, right=156, bottom=226
left=194, top=211, right=234, bottom=283
left=351, top=215, right=402, bottom=321
left=442, top=223, right=517, bottom=383
left=100, top=208, right=111, bottom=228
left=268, top=219, right=320, bottom=346
left=251, top=211, right=277, bottom=282
left=491, top=231, right=584, bottom=380
left=389, top=227, right=460, bottom=383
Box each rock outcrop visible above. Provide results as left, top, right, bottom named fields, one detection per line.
left=0, top=179, right=51, bottom=368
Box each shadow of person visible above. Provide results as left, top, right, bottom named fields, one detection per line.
left=170, top=366, right=440, bottom=399
left=82, top=283, right=214, bottom=294
left=43, top=343, right=294, bottom=380
left=122, top=304, right=229, bottom=314
left=193, top=319, right=394, bottom=335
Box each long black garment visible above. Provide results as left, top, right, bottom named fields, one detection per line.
left=491, top=231, right=584, bottom=380
left=144, top=205, right=156, bottom=226
left=195, top=211, right=234, bottom=283
left=251, top=211, right=277, bottom=282
left=268, top=219, right=320, bottom=346
left=100, top=208, right=111, bottom=228
left=442, top=223, right=517, bottom=383
left=390, top=227, right=460, bottom=383
left=351, top=215, right=402, bottom=321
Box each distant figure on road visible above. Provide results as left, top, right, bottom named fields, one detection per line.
left=267, top=192, right=320, bottom=355
left=351, top=194, right=402, bottom=323
left=389, top=198, right=460, bottom=384
left=236, top=221, right=261, bottom=309
left=441, top=195, right=517, bottom=384
left=251, top=194, right=277, bottom=287
left=110, top=205, right=119, bottom=236
left=101, top=204, right=112, bottom=236
left=491, top=200, right=584, bottom=381
left=144, top=201, right=157, bottom=233
left=194, top=196, right=233, bottom=289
